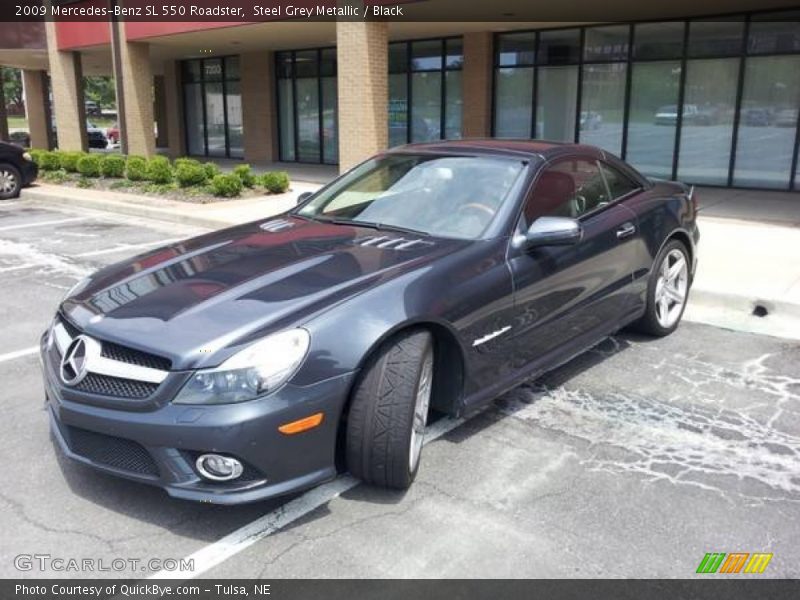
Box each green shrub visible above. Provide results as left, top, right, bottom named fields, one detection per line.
left=175, top=162, right=207, bottom=188
left=202, top=162, right=220, bottom=180
left=146, top=156, right=173, bottom=184
left=125, top=156, right=148, bottom=181
left=210, top=173, right=243, bottom=198
left=40, top=151, right=63, bottom=171
left=29, top=149, right=47, bottom=165
left=174, top=157, right=201, bottom=170
left=101, top=154, right=126, bottom=178
left=260, top=171, right=290, bottom=194
left=233, top=164, right=256, bottom=188
left=76, top=154, right=102, bottom=177
left=76, top=176, right=94, bottom=188
left=59, top=151, right=85, bottom=173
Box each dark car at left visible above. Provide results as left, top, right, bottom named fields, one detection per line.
left=42, top=140, right=698, bottom=504
left=0, top=141, right=38, bottom=200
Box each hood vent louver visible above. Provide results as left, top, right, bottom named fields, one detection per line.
left=260, top=219, right=295, bottom=232
left=353, top=235, right=435, bottom=251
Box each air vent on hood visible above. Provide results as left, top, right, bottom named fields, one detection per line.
left=352, top=235, right=435, bottom=250
left=260, top=219, right=295, bottom=232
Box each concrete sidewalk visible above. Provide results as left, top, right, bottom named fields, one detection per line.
left=19, top=182, right=800, bottom=340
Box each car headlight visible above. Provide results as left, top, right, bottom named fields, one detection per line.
left=22, top=152, right=33, bottom=162
left=173, top=329, right=310, bottom=405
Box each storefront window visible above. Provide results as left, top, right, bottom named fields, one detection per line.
left=677, top=58, right=738, bottom=185
left=734, top=55, right=800, bottom=188
left=388, top=37, right=463, bottom=146
left=180, top=56, right=242, bottom=159
left=492, top=13, right=800, bottom=190
left=276, top=48, right=338, bottom=164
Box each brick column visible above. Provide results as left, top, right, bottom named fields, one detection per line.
left=0, top=69, right=8, bottom=142
left=116, top=40, right=155, bottom=156
left=153, top=75, right=168, bottom=148
left=463, top=32, right=493, bottom=138
left=45, top=20, right=87, bottom=151
left=242, top=51, right=277, bottom=163
left=163, top=61, right=185, bottom=158
left=22, top=70, right=52, bottom=149
left=336, top=20, right=388, bottom=171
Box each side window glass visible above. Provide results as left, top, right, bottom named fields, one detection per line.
left=522, top=159, right=608, bottom=226
left=600, top=162, right=639, bottom=200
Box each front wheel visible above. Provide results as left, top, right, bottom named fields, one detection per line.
left=634, top=239, right=691, bottom=337
left=0, top=163, right=22, bottom=200
left=346, top=329, right=434, bottom=489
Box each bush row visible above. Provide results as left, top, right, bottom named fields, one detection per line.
left=30, top=150, right=290, bottom=197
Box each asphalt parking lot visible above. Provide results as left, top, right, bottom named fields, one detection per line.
left=1, top=200, right=799, bottom=579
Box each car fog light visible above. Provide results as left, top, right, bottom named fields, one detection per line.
left=195, top=454, right=243, bottom=481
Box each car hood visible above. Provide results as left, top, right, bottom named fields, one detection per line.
left=61, top=216, right=468, bottom=369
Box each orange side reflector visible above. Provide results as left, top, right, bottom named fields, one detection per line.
left=278, top=412, right=324, bottom=435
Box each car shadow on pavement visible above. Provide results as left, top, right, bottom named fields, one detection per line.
left=51, top=332, right=644, bottom=540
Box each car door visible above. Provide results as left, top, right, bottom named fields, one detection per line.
left=506, top=156, right=640, bottom=372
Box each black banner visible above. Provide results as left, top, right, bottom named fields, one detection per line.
left=4, top=580, right=800, bottom=600
left=3, top=0, right=800, bottom=23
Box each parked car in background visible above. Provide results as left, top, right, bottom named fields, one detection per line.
left=774, top=109, right=798, bottom=128
left=0, top=141, right=38, bottom=199
left=655, top=104, right=699, bottom=125
left=85, top=100, right=102, bottom=117
left=43, top=140, right=699, bottom=504
left=106, top=122, right=120, bottom=145
left=580, top=111, right=603, bottom=130
left=9, top=131, right=31, bottom=148
left=741, top=107, right=773, bottom=127
left=86, top=123, right=108, bottom=149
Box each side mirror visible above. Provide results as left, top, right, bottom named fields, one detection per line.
left=297, top=191, right=313, bottom=204
left=516, top=216, right=583, bottom=249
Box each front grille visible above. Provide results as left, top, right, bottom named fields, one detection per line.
left=101, top=341, right=172, bottom=371
left=65, top=425, right=159, bottom=477
left=75, top=373, right=159, bottom=399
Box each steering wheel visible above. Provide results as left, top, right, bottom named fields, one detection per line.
left=458, top=202, right=496, bottom=219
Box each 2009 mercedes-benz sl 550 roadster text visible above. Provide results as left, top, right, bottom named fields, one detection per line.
left=41, top=140, right=699, bottom=504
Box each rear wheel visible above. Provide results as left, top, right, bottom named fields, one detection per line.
left=0, top=163, right=22, bottom=200
left=634, top=239, right=690, bottom=336
left=346, top=329, right=434, bottom=489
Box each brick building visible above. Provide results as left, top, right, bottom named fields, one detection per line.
left=0, top=0, right=799, bottom=190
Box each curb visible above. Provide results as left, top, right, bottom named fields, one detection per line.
left=22, top=187, right=236, bottom=230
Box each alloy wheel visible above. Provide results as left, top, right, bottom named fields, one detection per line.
left=408, top=350, right=433, bottom=472
left=654, top=248, right=688, bottom=329
left=0, top=169, right=18, bottom=195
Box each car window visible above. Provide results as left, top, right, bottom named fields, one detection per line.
left=522, top=159, right=609, bottom=225
left=600, top=162, right=640, bottom=200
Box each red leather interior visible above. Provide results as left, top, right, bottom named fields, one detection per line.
left=525, top=171, right=576, bottom=222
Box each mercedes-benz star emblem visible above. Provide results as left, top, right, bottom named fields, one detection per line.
left=60, top=336, right=90, bottom=386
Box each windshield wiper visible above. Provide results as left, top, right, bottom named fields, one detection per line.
left=316, top=217, right=430, bottom=237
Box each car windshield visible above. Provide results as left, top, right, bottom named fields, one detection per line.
left=295, top=154, right=526, bottom=240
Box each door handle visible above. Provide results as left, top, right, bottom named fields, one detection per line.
left=616, top=222, right=636, bottom=239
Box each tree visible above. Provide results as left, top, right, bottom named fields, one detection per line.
left=1, top=67, right=24, bottom=114
left=83, top=76, right=117, bottom=109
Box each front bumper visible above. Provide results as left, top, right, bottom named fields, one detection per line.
left=21, top=158, right=38, bottom=187
left=42, top=335, right=354, bottom=504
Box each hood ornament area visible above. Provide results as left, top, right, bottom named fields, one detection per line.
left=59, top=335, right=101, bottom=386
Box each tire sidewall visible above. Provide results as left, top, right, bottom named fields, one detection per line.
left=403, top=337, right=434, bottom=483
left=0, top=163, right=22, bottom=200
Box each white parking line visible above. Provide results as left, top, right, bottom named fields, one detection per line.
left=0, top=346, right=39, bottom=363
left=149, top=415, right=465, bottom=580
left=0, top=217, right=88, bottom=232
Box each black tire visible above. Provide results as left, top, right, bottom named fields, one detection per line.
left=0, top=163, right=22, bottom=200
left=346, top=329, right=434, bottom=489
left=634, top=239, right=691, bottom=337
